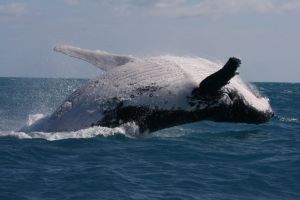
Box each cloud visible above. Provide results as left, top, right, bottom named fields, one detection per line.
left=100, top=0, right=300, bottom=17
left=0, top=3, right=27, bottom=17
left=281, top=1, right=300, bottom=12
left=65, top=0, right=80, bottom=6
left=151, top=0, right=299, bottom=17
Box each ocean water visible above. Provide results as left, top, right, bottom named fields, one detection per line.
left=0, top=77, right=299, bottom=200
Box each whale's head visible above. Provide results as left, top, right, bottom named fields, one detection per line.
left=212, top=82, right=273, bottom=124
left=191, top=57, right=273, bottom=124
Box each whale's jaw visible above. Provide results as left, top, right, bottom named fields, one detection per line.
left=208, top=86, right=274, bottom=125
left=212, top=100, right=274, bottom=125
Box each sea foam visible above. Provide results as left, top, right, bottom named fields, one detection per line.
left=0, top=122, right=140, bottom=141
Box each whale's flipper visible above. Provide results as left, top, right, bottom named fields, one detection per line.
left=194, top=57, right=241, bottom=96
left=54, top=45, right=135, bottom=71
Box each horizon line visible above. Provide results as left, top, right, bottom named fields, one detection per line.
left=0, top=76, right=299, bottom=84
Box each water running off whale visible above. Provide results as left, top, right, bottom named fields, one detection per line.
left=20, top=45, right=273, bottom=134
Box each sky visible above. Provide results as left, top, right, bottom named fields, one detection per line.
left=0, top=0, right=299, bottom=82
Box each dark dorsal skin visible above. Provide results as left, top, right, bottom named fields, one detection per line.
left=193, top=57, right=241, bottom=96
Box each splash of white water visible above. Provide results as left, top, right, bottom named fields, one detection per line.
left=27, top=113, right=45, bottom=126
left=0, top=122, right=140, bottom=141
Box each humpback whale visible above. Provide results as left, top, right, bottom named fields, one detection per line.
left=22, top=45, right=273, bottom=133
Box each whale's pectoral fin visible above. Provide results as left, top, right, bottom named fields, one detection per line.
left=54, top=45, right=135, bottom=71
left=193, top=57, right=241, bottom=96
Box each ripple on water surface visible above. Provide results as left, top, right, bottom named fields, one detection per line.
left=0, top=79, right=299, bottom=200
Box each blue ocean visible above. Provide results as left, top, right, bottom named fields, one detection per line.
left=0, top=77, right=299, bottom=200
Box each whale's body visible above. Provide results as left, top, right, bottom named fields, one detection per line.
left=22, top=46, right=273, bottom=133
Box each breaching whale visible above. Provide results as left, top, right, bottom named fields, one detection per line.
left=22, top=45, right=273, bottom=133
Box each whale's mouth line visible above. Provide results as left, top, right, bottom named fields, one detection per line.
left=211, top=86, right=274, bottom=124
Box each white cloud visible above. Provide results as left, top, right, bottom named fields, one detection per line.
left=281, top=1, right=300, bottom=12
left=0, top=3, right=27, bottom=17
left=151, top=0, right=282, bottom=17
left=65, top=0, right=80, bottom=6
left=100, top=0, right=300, bottom=17
left=155, top=0, right=187, bottom=8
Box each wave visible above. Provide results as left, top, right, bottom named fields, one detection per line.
left=0, top=122, right=140, bottom=141
left=277, top=116, right=298, bottom=123
left=1, top=112, right=189, bottom=141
